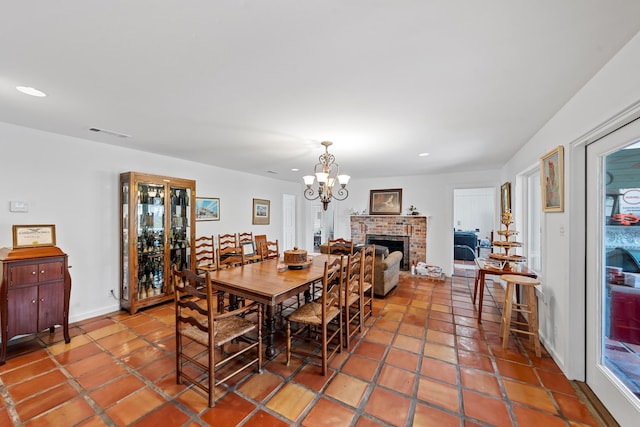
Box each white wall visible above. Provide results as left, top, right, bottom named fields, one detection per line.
left=0, top=122, right=299, bottom=323
left=501, top=31, right=640, bottom=379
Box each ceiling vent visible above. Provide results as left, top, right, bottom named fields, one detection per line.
left=89, top=127, right=131, bottom=138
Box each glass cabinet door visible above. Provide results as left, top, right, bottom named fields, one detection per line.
left=137, top=182, right=166, bottom=300
left=121, top=181, right=130, bottom=301
left=169, top=186, right=191, bottom=291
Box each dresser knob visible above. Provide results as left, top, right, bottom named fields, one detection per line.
left=31, top=300, right=36, bottom=304
left=32, top=271, right=37, bottom=275
left=41, top=270, right=45, bottom=274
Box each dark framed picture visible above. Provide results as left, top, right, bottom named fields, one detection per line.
left=252, top=198, right=270, bottom=225
left=195, top=197, right=220, bottom=221
left=369, top=189, right=403, bottom=215
left=500, top=182, right=511, bottom=215
left=540, top=146, right=564, bottom=212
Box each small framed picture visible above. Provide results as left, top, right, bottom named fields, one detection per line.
left=500, top=182, right=511, bottom=215
left=252, top=198, right=270, bottom=225
left=195, top=197, right=220, bottom=221
left=242, top=241, right=256, bottom=257
left=369, top=189, right=403, bottom=215
left=540, top=146, right=564, bottom=212
left=12, top=224, right=56, bottom=248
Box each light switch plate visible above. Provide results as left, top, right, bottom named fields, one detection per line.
left=10, top=200, right=29, bottom=212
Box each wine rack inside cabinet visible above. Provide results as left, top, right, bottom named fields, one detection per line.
left=120, top=172, right=196, bottom=314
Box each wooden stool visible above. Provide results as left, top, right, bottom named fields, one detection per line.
left=500, top=274, right=542, bottom=357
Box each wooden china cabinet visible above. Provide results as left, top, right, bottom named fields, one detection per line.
left=120, top=172, right=196, bottom=314
left=0, top=246, right=72, bottom=365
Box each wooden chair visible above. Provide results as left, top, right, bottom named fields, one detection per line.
left=286, top=257, right=343, bottom=375
left=194, top=235, right=216, bottom=273
left=254, top=234, right=267, bottom=258
left=238, top=232, right=262, bottom=263
left=360, top=245, right=375, bottom=323
left=344, top=250, right=364, bottom=350
left=217, top=233, right=245, bottom=269
left=328, top=238, right=353, bottom=256
left=173, top=267, right=262, bottom=407
left=261, top=240, right=279, bottom=260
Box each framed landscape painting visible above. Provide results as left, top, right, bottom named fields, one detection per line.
left=195, top=197, right=220, bottom=221
left=369, top=189, right=403, bottom=215
left=252, top=198, right=270, bottom=225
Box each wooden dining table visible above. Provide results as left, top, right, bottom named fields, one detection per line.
left=208, top=254, right=336, bottom=358
left=473, top=263, right=538, bottom=323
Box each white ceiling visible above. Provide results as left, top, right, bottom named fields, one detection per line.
left=2, top=1, right=640, bottom=183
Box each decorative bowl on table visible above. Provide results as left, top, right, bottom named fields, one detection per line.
left=283, top=247, right=312, bottom=269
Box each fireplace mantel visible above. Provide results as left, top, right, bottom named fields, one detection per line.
left=349, top=215, right=427, bottom=267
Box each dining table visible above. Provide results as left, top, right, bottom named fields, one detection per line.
left=208, top=254, right=337, bottom=358
left=473, top=262, right=538, bottom=323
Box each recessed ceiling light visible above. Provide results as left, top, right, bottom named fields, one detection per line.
left=291, top=168, right=299, bottom=172
left=418, top=152, right=430, bottom=157
left=16, top=86, right=47, bottom=97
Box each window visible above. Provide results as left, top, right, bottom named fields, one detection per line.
left=524, top=169, right=542, bottom=273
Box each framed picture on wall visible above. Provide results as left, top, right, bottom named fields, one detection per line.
left=195, top=197, right=220, bottom=221
left=369, top=189, right=403, bottom=215
left=540, top=146, right=564, bottom=212
left=252, top=198, right=270, bottom=225
left=500, top=182, right=511, bottom=215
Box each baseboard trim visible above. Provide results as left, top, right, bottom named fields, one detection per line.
left=572, top=381, right=620, bottom=427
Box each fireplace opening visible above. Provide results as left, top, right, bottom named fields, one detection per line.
left=366, top=234, right=410, bottom=271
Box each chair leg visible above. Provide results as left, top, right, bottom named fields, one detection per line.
left=286, top=320, right=291, bottom=366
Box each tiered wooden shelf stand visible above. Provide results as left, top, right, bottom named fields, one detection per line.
left=489, top=210, right=526, bottom=270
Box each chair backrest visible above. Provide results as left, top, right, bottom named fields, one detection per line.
left=173, top=267, right=214, bottom=344
left=218, top=233, right=245, bottom=268
left=262, top=240, right=279, bottom=260
left=361, top=245, right=375, bottom=286
left=254, top=234, right=267, bottom=257
left=238, top=232, right=253, bottom=244
left=321, top=257, right=344, bottom=319
left=194, top=235, right=216, bottom=269
left=328, top=238, right=353, bottom=256
left=345, top=251, right=362, bottom=296
left=218, top=233, right=238, bottom=249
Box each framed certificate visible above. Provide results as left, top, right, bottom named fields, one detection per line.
left=12, top=224, right=57, bottom=248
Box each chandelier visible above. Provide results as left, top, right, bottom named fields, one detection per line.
left=303, top=141, right=350, bottom=210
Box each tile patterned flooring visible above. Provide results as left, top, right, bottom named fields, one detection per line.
left=0, top=269, right=604, bottom=426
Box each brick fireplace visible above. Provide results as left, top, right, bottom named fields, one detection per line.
left=350, top=215, right=427, bottom=270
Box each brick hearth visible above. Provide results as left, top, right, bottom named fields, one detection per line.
left=350, top=215, right=427, bottom=268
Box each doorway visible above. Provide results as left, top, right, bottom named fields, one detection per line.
left=453, top=187, right=496, bottom=271
left=586, top=116, right=640, bottom=425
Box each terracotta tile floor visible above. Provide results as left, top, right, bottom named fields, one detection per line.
left=0, top=270, right=604, bottom=426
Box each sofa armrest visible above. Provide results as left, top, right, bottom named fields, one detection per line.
left=380, top=251, right=403, bottom=270
left=374, top=251, right=403, bottom=297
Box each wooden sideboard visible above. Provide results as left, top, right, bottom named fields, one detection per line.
left=0, top=246, right=71, bottom=364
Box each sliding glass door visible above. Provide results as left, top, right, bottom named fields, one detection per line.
left=586, top=117, right=640, bottom=426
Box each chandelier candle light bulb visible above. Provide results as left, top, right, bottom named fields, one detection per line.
left=303, top=141, right=350, bottom=210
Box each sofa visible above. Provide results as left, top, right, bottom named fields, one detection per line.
left=454, top=231, right=478, bottom=261
left=319, top=243, right=403, bottom=297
